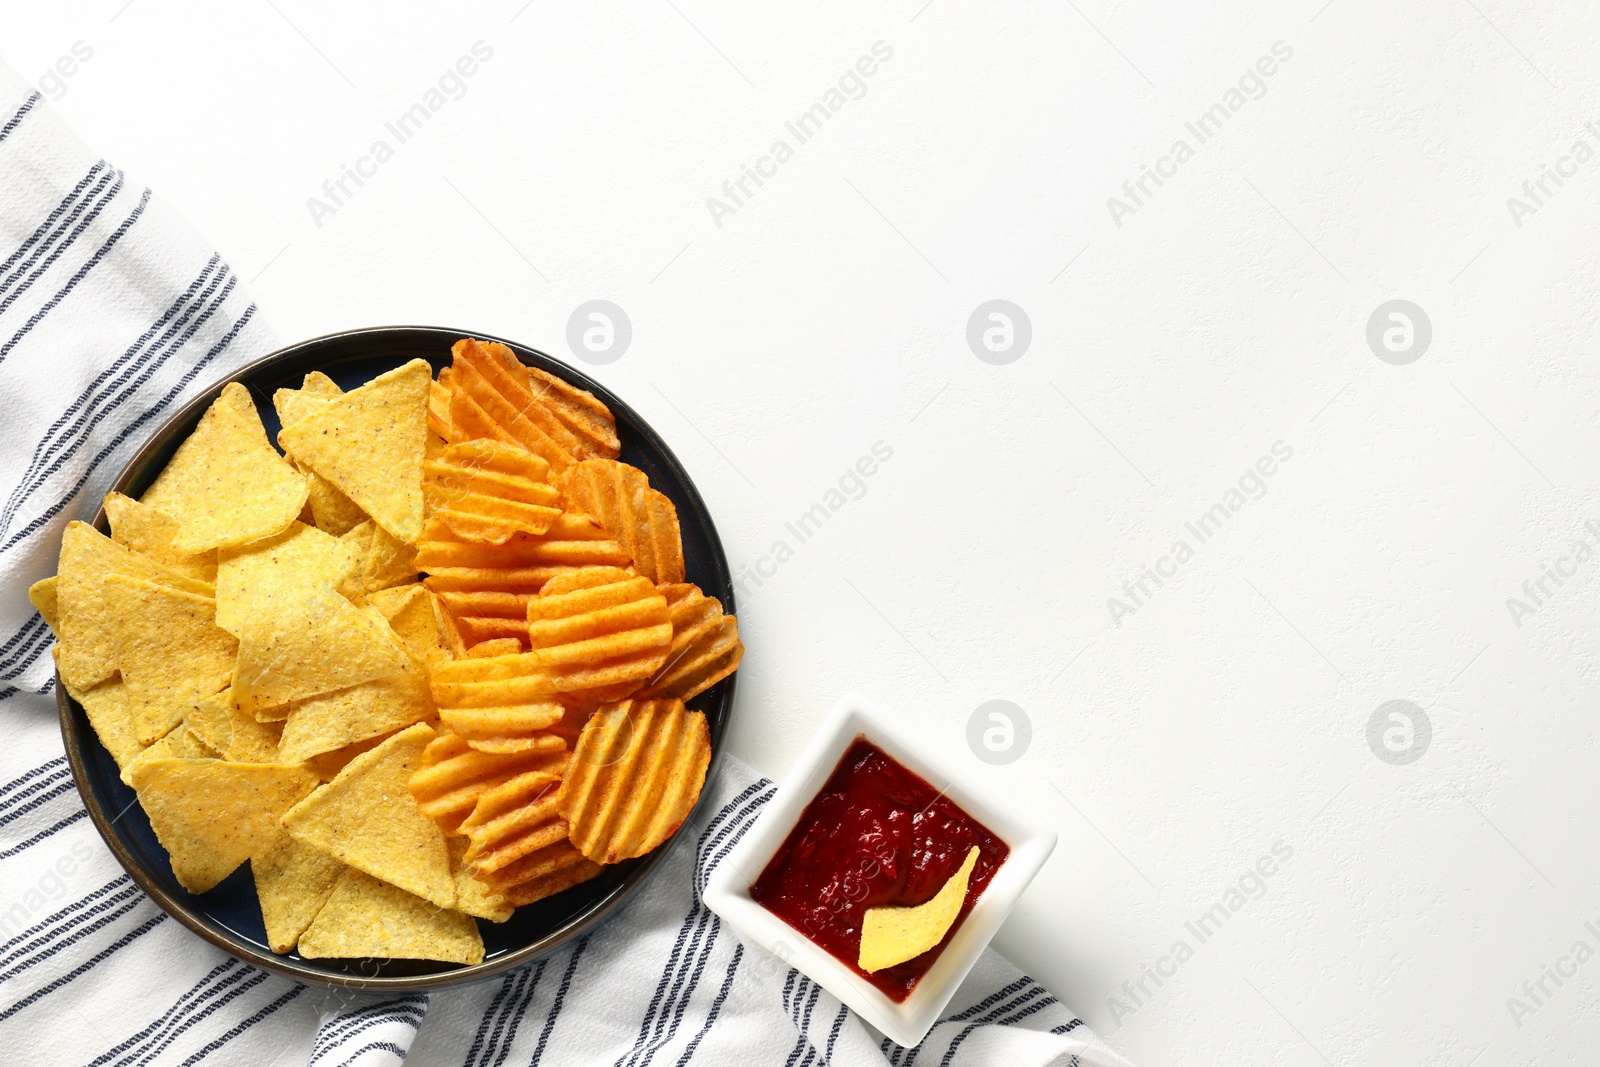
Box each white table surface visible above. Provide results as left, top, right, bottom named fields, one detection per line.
left=5, top=2, right=1598, bottom=1064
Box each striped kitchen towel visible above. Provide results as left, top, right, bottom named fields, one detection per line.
left=0, top=64, right=1130, bottom=1067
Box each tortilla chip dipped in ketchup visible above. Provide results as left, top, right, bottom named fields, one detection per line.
left=750, top=739, right=1008, bottom=1001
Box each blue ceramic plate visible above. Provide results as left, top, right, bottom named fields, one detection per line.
left=56, top=326, right=737, bottom=990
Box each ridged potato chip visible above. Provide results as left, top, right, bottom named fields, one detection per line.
left=278, top=360, right=431, bottom=544
left=448, top=338, right=579, bottom=472
left=643, top=584, right=743, bottom=702
left=101, top=575, right=237, bottom=744
left=523, top=566, right=671, bottom=701
left=424, top=439, right=560, bottom=544
left=103, top=492, right=216, bottom=582
left=558, top=459, right=684, bottom=585
left=408, top=728, right=567, bottom=835
left=140, top=383, right=308, bottom=553
left=129, top=757, right=318, bottom=893
left=298, top=867, right=484, bottom=964
left=281, top=723, right=456, bottom=909
left=459, top=773, right=565, bottom=876
left=557, top=698, right=710, bottom=864
left=252, top=831, right=346, bottom=953
left=527, top=365, right=619, bottom=460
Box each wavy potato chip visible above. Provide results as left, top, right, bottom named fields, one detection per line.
left=558, top=698, right=710, bottom=864
left=298, top=867, right=483, bottom=964
left=643, top=584, right=743, bottom=702
left=54, top=521, right=213, bottom=690
left=424, top=439, right=561, bottom=544
left=523, top=566, right=672, bottom=701
left=281, top=722, right=456, bottom=909
left=527, top=365, right=619, bottom=460
left=215, top=521, right=361, bottom=635
left=408, top=729, right=566, bottom=835
left=858, top=846, right=980, bottom=973
left=140, top=383, right=309, bottom=553
left=103, top=492, right=216, bottom=582
left=278, top=360, right=432, bottom=544
left=252, top=831, right=347, bottom=953
left=129, top=757, right=319, bottom=893
left=448, top=339, right=578, bottom=472
left=419, top=511, right=629, bottom=594
left=101, top=575, right=238, bottom=744
left=559, top=460, right=684, bottom=586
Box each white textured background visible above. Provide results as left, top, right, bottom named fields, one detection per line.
left=4, top=1, right=1599, bottom=1063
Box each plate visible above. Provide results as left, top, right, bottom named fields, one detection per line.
left=55, top=326, right=737, bottom=990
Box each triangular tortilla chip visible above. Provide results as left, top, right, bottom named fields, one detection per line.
left=54, top=521, right=213, bottom=690
left=271, top=371, right=341, bottom=427
left=280, top=723, right=455, bottom=908
left=367, top=584, right=448, bottom=658
left=184, top=690, right=282, bottom=762
left=216, top=521, right=361, bottom=635
left=275, top=646, right=435, bottom=763
left=140, top=383, right=309, bottom=553
left=252, top=831, right=347, bottom=953
left=128, top=757, right=319, bottom=893
left=119, top=722, right=210, bottom=786
left=277, top=360, right=431, bottom=544
left=859, top=846, right=981, bottom=973
left=28, top=576, right=59, bottom=633
left=297, top=867, right=483, bottom=964
left=62, top=673, right=145, bottom=769
left=231, top=586, right=407, bottom=713
left=101, top=574, right=238, bottom=744
left=449, top=837, right=513, bottom=922
left=103, top=492, right=217, bottom=582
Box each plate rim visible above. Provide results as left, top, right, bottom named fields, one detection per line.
left=55, top=324, right=738, bottom=991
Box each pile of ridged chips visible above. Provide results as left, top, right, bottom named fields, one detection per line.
left=29, top=339, right=742, bottom=964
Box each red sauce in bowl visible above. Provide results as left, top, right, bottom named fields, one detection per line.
left=749, top=738, right=1009, bottom=1001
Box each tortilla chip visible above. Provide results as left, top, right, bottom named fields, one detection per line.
left=62, top=674, right=144, bottom=769
left=54, top=521, right=213, bottom=690
left=101, top=575, right=238, bottom=744
left=449, top=837, right=513, bottom=922
left=304, top=735, right=386, bottom=781
left=128, top=757, right=319, bottom=893
left=275, top=648, right=435, bottom=763
left=28, top=576, right=59, bottom=633
left=297, top=867, right=483, bottom=964
left=339, top=520, right=419, bottom=597
left=215, top=521, right=361, bottom=635
left=140, top=383, right=309, bottom=553
left=366, top=584, right=448, bottom=658
left=103, top=492, right=216, bottom=582
left=277, top=360, right=431, bottom=544
left=119, top=721, right=211, bottom=785
left=859, top=846, right=980, bottom=973
left=231, top=586, right=408, bottom=713
left=184, top=690, right=282, bottom=762
left=252, top=831, right=347, bottom=953
left=280, top=722, right=455, bottom=908
left=271, top=371, right=341, bottom=427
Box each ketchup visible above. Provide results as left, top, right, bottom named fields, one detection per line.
left=750, top=738, right=1008, bottom=1001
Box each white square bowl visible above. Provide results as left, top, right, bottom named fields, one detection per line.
left=701, top=692, right=1058, bottom=1048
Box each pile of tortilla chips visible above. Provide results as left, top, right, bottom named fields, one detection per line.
left=32, top=340, right=742, bottom=966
